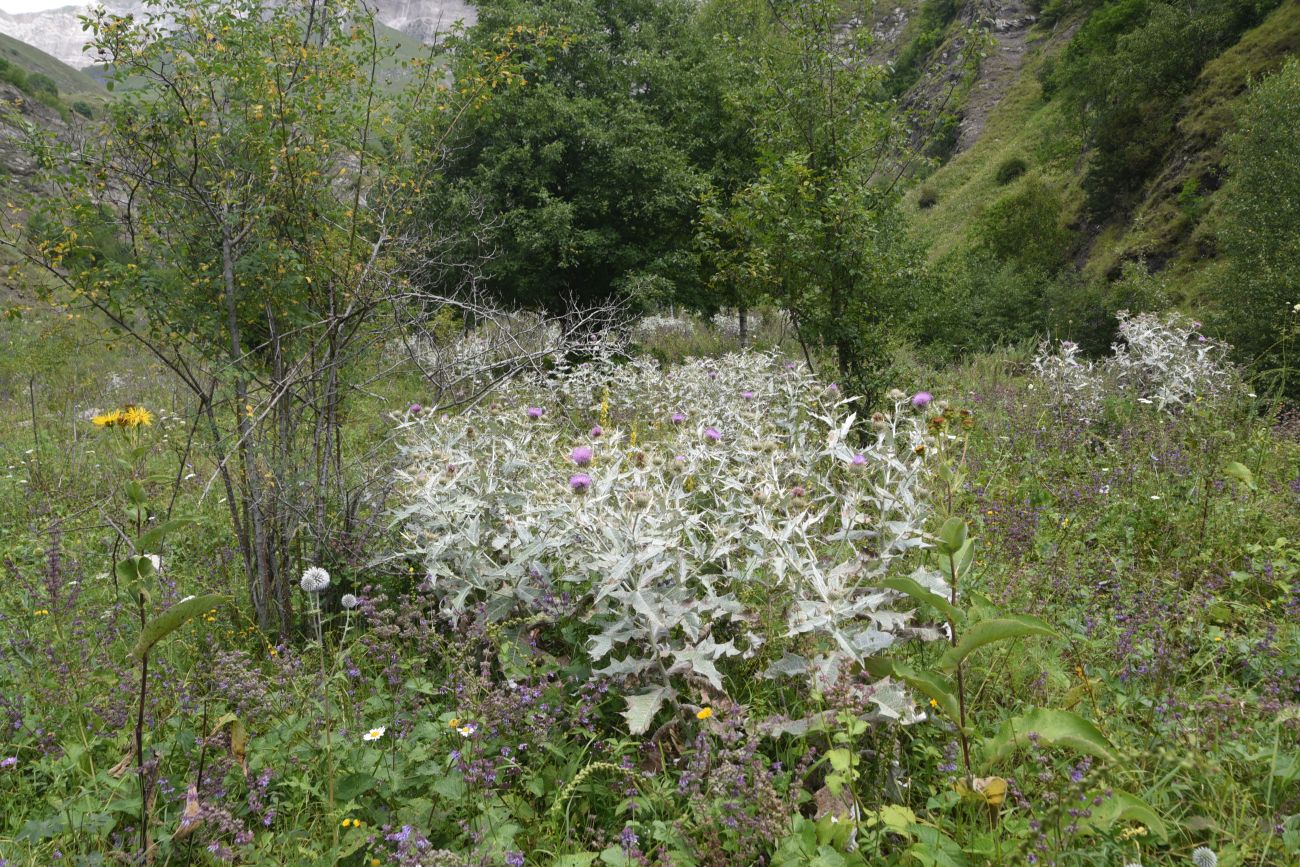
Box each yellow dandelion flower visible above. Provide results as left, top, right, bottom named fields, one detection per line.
left=448, top=718, right=460, bottom=729
left=91, top=411, right=122, bottom=428
left=121, top=406, right=154, bottom=428
left=696, top=707, right=713, bottom=720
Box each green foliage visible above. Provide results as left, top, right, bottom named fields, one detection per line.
left=1050, top=0, right=1282, bottom=218
left=973, top=178, right=1073, bottom=273
left=419, top=0, right=714, bottom=313
left=24, top=72, right=57, bottom=99
left=993, top=155, right=1028, bottom=186
left=887, top=0, right=960, bottom=97
left=1217, top=59, right=1300, bottom=392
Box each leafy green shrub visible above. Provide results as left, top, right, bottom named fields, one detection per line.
left=24, top=72, right=58, bottom=99
left=71, top=100, right=94, bottom=119
left=0, top=57, right=27, bottom=89
left=918, top=186, right=938, bottom=209
left=887, top=0, right=960, bottom=96
left=1218, top=59, right=1300, bottom=393
left=974, top=178, right=1073, bottom=273
left=994, top=155, right=1029, bottom=186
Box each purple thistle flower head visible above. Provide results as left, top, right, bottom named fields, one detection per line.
left=851, top=453, right=867, bottom=467
left=740, top=390, right=755, bottom=399
left=527, top=406, right=544, bottom=420
left=569, top=473, right=592, bottom=494
left=571, top=446, right=593, bottom=467
left=671, top=412, right=686, bottom=424
left=590, top=425, right=603, bottom=438
left=791, top=485, right=807, bottom=498
left=708, top=369, right=718, bottom=380
left=911, top=391, right=933, bottom=409
left=409, top=403, right=423, bottom=415
left=704, top=426, right=722, bottom=442
left=827, top=382, right=839, bottom=394
left=785, top=362, right=797, bottom=370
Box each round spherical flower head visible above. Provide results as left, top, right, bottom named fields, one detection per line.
left=569, top=473, right=592, bottom=494
left=341, top=593, right=359, bottom=610
left=740, top=390, right=755, bottom=399
left=850, top=454, right=867, bottom=471
left=790, top=485, right=807, bottom=499
left=299, top=566, right=331, bottom=594
left=526, top=406, right=544, bottom=420
left=911, top=391, right=933, bottom=409
left=409, top=403, right=422, bottom=415
left=708, top=369, right=718, bottom=380
left=571, top=446, right=593, bottom=467
left=590, top=425, right=603, bottom=438
left=362, top=726, right=386, bottom=742
left=704, top=427, right=722, bottom=442
left=671, top=412, right=686, bottom=424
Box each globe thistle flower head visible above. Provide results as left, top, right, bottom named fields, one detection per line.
left=911, top=391, right=933, bottom=409
left=704, top=426, right=722, bottom=442
left=341, top=593, right=359, bottom=610
left=707, top=369, right=718, bottom=380
left=409, top=403, right=423, bottom=415
left=571, top=446, right=593, bottom=467
left=590, top=425, right=603, bottom=438
left=300, top=566, right=331, bottom=593
left=526, top=406, right=544, bottom=420
left=671, top=412, right=686, bottom=424
left=569, top=473, right=592, bottom=494
left=1191, top=848, right=1217, bottom=867
left=850, top=454, right=867, bottom=471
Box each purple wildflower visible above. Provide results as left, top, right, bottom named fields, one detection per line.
left=850, top=454, right=867, bottom=470
left=527, top=406, right=544, bottom=420
left=671, top=412, right=686, bottom=424
left=911, top=391, right=933, bottom=409
left=571, top=446, right=593, bottom=467
left=704, top=427, right=722, bottom=442
left=590, top=425, right=603, bottom=438
left=409, top=403, right=422, bottom=415
left=569, top=473, right=592, bottom=494
left=505, top=854, right=526, bottom=867
left=741, top=390, right=755, bottom=399
left=0, top=757, right=15, bottom=769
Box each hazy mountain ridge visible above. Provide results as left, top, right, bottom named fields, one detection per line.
left=0, top=0, right=475, bottom=67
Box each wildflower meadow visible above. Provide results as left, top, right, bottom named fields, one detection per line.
left=0, top=308, right=1296, bottom=866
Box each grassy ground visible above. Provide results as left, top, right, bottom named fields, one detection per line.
left=0, top=307, right=1297, bottom=865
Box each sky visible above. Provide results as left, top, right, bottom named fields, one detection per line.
left=0, top=1, right=79, bottom=13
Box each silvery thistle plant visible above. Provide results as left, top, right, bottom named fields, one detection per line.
left=394, top=349, right=943, bottom=732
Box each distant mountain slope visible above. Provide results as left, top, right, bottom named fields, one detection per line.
left=0, top=0, right=475, bottom=68
left=904, top=0, right=1300, bottom=303
left=0, top=30, right=106, bottom=99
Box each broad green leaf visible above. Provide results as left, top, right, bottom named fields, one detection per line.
left=826, top=748, right=853, bottom=772
left=137, top=516, right=197, bottom=552
left=1224, top=460, right=1256, bottom=491
left=124, top=480, right=147, bottom=505
left=982, top=708, right=1118, bottom=765
left=937, top=518, right=967, bottom=554
left=622, top=687, right=671, bottom=735
left=335, top=772, right=374, bottom=802
left=131, top=594, right=229, bottom=660
left=867, top=658, right=960, bottom=724
left=937, top=615, right=1058, bottom=673
left=1088, top=789, right=1168, bottom=841
left=881, top=576, right=965, bottom=625
left=555, top=856, right=599, bottom=867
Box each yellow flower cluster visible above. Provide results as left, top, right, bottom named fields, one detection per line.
left=340, top=818, right=363, bottom=828
left=92, top=406, right=154, bottom=429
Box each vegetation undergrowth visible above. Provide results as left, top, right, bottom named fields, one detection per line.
left=1, top=309, right=1296, bottom=865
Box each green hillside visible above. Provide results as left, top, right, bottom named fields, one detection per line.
left=906, top=0, right=1300, bottom=306
left=0, top=31, right=107, bottom=101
